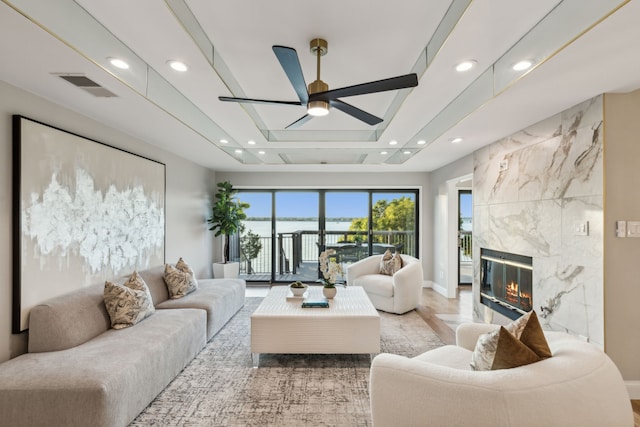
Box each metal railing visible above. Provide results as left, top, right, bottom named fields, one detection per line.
left=459, top=231, right=472, bottom=262
left=233, top=229, right=415, bottom=277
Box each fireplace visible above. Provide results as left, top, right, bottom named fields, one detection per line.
left=480, top=248, right=532, bottom=320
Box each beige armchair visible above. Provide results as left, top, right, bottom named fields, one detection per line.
left=369, top=323, right=633, bottom=427
left=346, top=254, right=423, bottom=314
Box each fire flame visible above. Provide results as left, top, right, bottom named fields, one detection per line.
left=505, top=281, right=532, bottom=311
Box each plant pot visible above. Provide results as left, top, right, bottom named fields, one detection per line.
left=323, top=286, right=337, bottom=299
left=289, top=285, right=308, bottom=296
left=212, top=262, right=240, bottom=279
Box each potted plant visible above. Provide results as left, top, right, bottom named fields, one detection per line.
left=289, top=280, right=308, bottom=297
left=318, top=249, right=343, bottom=299
left=240, top=225, right=262, bottom=275
left=207, top=181, right=249, bottom=278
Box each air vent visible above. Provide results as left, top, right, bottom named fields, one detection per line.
left=55, top=74, right=117, bottom=98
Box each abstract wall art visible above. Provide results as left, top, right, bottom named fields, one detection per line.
left=12, top=116, right=165, bottom=333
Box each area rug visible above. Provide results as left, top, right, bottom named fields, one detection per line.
left=130, top=298, right=444, bottom=426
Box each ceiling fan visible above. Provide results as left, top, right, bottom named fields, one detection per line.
left=219, top=38, right=419, bottom=129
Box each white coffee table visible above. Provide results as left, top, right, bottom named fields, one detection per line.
left=250, top=285, right=380, bottom=367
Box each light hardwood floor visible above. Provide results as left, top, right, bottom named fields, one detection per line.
left=416, top=286, right=640, bottom=426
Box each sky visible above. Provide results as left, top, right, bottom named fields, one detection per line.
left=239, top=191, right=473, bottom=219
left=236, top=191, right=453, bottom=219
left=459, top=192, right=472, bottom=218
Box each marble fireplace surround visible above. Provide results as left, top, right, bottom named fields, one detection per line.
left=473, top=95, right=604, bottom=347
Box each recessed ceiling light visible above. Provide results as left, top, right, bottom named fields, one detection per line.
left=258, top=150, right=265, bottom=155
left=513, top=60, right=533, bottom=71
left=455, top=60, right=477, bottom=72
left=380, top=151, right=388, bottom=155
left=234, top=149, right=243, bottom=154
left=403, top=151, right=411, bottom=155
left=167, top=60, right=188, bottom=72
left=389, top=140, right=398, bottom=145
left=108, top=57, right=129, bottom=70
left=417, top=140, right=426, bottom=145
left=220, top=139, right=228, bottom=144
left=450, top=137, right=464, bottom=144
left=248, top=140, right=256, bottom=145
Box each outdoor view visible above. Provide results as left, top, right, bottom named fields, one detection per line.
left=233, top=191, right=417, bottom=283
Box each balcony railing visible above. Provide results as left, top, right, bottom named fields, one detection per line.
left=459, top=231, right=472, bottom=262
left=231, top=229, right=415, bottom=279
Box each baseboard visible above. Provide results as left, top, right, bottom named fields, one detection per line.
left=625, top=381, right=640, bottom=399
left=430, top=281, right=448, bottom=297
left=422, top=281, right=433, bottom=289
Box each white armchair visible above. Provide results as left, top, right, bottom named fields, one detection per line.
left=369, top=323, right=633, bottom=427
left=346, top=254, right=423, bottom=314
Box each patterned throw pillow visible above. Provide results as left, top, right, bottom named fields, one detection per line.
left=470, top=311, right=551, bottom=371
left=176, top=257, right=196, bottom=280
left=164, top=261, right=198, bottom=299
left=104, top=272, right=155, bottom=330
left=379, top=249, right=403, bottom=276
left=125, top=270, right=154, bottom=303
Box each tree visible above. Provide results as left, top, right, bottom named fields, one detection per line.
left=349, top=196, right=415, bottom=243
left=240, top=226, right=262, bottom=274
left=375, top=197, right=414, bottom=232
left=207, top=181, right=249, bottom=263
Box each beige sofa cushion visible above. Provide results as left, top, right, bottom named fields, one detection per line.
left=2, top=309, right=206, bottom=427
left=28, top=283, right=111, bottom=353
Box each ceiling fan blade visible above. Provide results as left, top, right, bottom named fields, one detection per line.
left=273, top=46, right=309, bottom=105
left=218, top=96, right=302, bottom=106
left=285, top=114, right=314, bottom=129
left=329, top=99, right=382, bottom=126
left=311, top=73, right=418, bottom=102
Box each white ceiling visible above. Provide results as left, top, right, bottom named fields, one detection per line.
left=1, top=0, right=639, bottom=173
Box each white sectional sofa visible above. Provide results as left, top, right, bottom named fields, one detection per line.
left=369, top=323, right=633, bottom=427
left=0, top=266, right=245, bottom=427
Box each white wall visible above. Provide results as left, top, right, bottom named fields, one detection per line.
left=429, top=155, right=474, bottom=296
left=0, top=81, right=216, bottom=362
left=604, top=89, right=640, bottom=385
left=216, top=171, right=434, bottom=280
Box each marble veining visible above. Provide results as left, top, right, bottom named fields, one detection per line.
left=473, top=95, right=604, bottom=346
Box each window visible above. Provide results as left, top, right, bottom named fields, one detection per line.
left=235, top=189, right=418, bottom=283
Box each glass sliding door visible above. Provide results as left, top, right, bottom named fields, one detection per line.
left=275, top=191, right=320, bottom=282
left=458, top=190, right=472, bottom=285
left=371, top=192, right=417, bottom=257
left=237, top=192, right=273, bottom=282
left=236, top=188, right=419, bottom=284
left=324, top=191, right=369, bottom=278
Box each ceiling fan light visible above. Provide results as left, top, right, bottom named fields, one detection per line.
left=307, top=100, right=329, bottom=116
